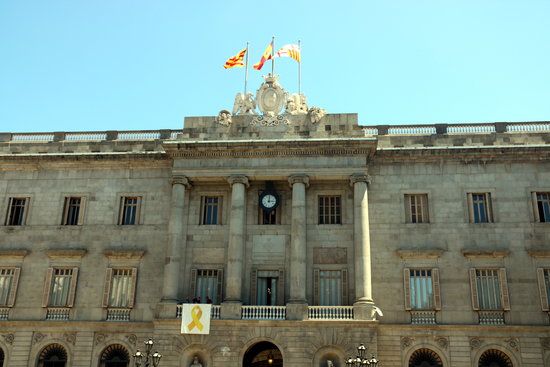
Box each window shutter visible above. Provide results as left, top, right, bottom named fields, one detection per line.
left=218, top=196, right=223, bottom=225
left=118, top=197, right=125, bottom=225
left=537, top=268, right=550, bottom=311
left=22, top=198, right=29, bottom=224
left=469, top=268, right=480, bottom=310
left=432, top=268, right=441, bottom=311
left=42, top=268, right=54, bottom=307
left=404, top=195, right=411, bottom=223
left=467, top=193, right=475, bottom=223
left=342, top=269, right=349, bottom=305
left=77, top=197, right=86, bottom=225
left=250, top=269, right=258, bottom=305
left=532, top=192, right=540, bottom=222
left=277, top=269, right=285, bottom=306
left=135, top=197, right=142, bottom=225
left=102, top=268, right=113, bottom=307
left=7, top=267, right=21, bottom=307
left=422, top=194, right=430, bottom=223
left=67, top=267, right=79, bottom=307
left=499, top=268, right=510, bottom=311
left=62, top=197, right=70, bottom=225
left=128, top=268, right=138, bottom=308
left=5, top=197, right=13, bottom=225
left=313, top=269, right=320, bottom=305
left=403, top=268, right=411, bottom=310
left=216, top=269, right=224, bottom=304
left=190, top=269, right=197, bottom=298
left=486, top=193, right=494, bottom=223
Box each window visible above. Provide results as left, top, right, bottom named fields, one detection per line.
left=260, top=207, right=279, bottom=225
left=403, top=268, right=441, bottom=310
left=102, top=268, right=137, bottom=308
left=200, top=196, right=222, bottom=225
left=469, top=268, right=509, bottom=311
left=251, top=269, right=285, bottom=305
left=100, top=344, right=130, bottom=367
left=62, top=196, right=86, bottom=225
left=405, top=194, right=429, bottom=223
left=313, top=269, right=348, bottom=306
left=5, top=197, right=29, bottom=225
left=0, top=267, right=20, bottom=307
left=37, top=344, right=67, bottom=367
left=408, top=349, right=443, bottom=367
left=467, top=193, right=493, bottom=223
left=191, top=269, right=223, bottom=304
left=118, top=196, right=141, bottom=225
left=533, top=192, right=550, bottom=222
left=536, top=268, right=550, bottom=311
left=318, top=195, right=341, bottom=224
left=42, top=267, right=79, bottom=307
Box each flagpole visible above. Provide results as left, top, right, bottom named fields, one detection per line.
left=298, top=39, right=302, bottom=95
left=244, top=42, right=249, bottom=95
left=271, top=36, right=275, bottom=76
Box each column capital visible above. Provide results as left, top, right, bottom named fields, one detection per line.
left=288, top=174, right=310, bottom=188
left=227, top=175, right=250, bottom=188
left=172, top=175, right=191, bottom=188
left=349, top=173, right=371, bottom=186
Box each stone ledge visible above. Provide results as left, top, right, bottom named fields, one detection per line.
left=527, top=249, right=550, bottom=258
left=0, top=250, right=30, bottom=258
left=396, top=249, right=445, bottom=259
left=103, top=250, right=146, bottom=259
left=461, top=249, right=510, bottom=258
left=45, top=249, right=87, bottom=259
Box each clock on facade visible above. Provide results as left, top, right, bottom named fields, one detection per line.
left=259, top=190, right=280, bottom=212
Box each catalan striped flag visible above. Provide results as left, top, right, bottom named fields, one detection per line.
left=273, top=44, right=301, bottom=63
left=223, top=49, right=247, bottom=69
left=253, top=41, right=273, bottom=70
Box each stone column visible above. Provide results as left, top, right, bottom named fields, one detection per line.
left=288, top=174, right=309, bottom=304
left=224, top=175, right=249, bottom=302
left=161, top=175, right=191, bottom=303
left=350, top=173, right=378, bottom=320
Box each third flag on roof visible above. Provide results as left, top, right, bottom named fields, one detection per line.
left=273, top=44, right=301, bottom=63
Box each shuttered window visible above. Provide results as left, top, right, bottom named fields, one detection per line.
left=191, top=269, right=223, bottom=304
left=62, top=197, right=86, bottom=225
left=118, top=196, right=142, bottom=225
left=467, top=193, right=493, bottom=223
left=405, top=194, right=429, bottom=223
left=43, top=268, right=79, bottom=307
left=0, top=267, right=20, bottom=307
left=469, top=268, right=509, bottom=311
left=403, top=268, right=441, bottom=311
left=250, top=269, right=285, bottom=305
left=102, top=268, right=137, bottom=308
left=537, top=268, right=550, bottom=311
left=313, top=269, right=348, bottom=306
left=533, top=192, right=550, bottom=222
left=6, top=197, right=29, bottom=225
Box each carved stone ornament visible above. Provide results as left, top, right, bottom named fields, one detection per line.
left=541, top=338, right=550, bottom=350
left=2, top=334, right=14, bottom=344
left=227, top=175, right=250, bottom=188
left=256, top=74, right=289, bottom=117
left=349, top=173, right=371, bottom=186
left=435, top=337, right=449, bottom=350
left=288, top=174, right=310, bottom=188
left=64, top=333, right=76, bottom=345
left=126, top=334, right=137, bottom=345
left=33, top=332, right=46, bottom=345
left=232, top=92, right=257, bottom=115
left=216, top=110, right=233, bottom=126
left=506, top=338, right=519, bottom=352
left=95, top=333, right=106, bottom=345
left=250, top=114, right=290, bottom=127
left=470, top=337, right=483, bottom=350
left=308, top=106, right=327, bottom=124
left=401, top=337, right=414, bottom=349
left=285, top=93, right=308, bottom=115
left=172, top=175, right=191, bottom=188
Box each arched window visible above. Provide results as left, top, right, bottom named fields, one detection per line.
left=409, top=348, right=443, bottom=367
left=0, top=347, right=4, bottom=367
left=478, top=349, right=513, bottom=367
left=100, top=344, right=130, bottom=367
left=37, top=344, right=67, bottom=367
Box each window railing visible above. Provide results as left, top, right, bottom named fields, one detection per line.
left=176, top=304, right=221, bottom=320
left=0, top=308, right=9, bottom=321
left=46, top=307, right=70, bottom=321
left=106, top=308, right=131, bottom=321
left=478, top=311, right=505, bottom=325
left=410, top=310, right=436, bottom=324
left=242, top=305, right=286, bottom=320
left=308, top=306, right=354, bottom=320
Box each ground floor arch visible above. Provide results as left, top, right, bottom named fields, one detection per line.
left=243, top=341, right=282, bottom=367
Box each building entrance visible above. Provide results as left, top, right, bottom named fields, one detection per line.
left=243, top=341, right=282, bottom=367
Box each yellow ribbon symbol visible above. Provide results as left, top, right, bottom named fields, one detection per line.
left=187, top=306, right=204, bottom=331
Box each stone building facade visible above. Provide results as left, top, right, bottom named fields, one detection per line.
left=0, top=115, right=549, bottom=367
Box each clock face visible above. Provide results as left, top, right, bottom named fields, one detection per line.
left=261, top=194, right=278, bottom=209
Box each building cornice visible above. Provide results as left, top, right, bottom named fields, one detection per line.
left=462, top=249, right=510, bottom=258
left=396, top=249, right=446, bottom=259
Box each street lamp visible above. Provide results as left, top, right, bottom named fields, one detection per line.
left=345, top=343, right=379, bottom=367
left=133, top=338, right=162, bottom=367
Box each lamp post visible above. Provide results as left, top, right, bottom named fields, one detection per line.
left=345, top=343, right=379, bottom=367
left=133, top=338, right=162, bottom=367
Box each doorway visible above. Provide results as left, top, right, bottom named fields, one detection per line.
left=243, top=341, right=282, bottom=367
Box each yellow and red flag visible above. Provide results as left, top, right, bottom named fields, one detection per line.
left=253, top=41, right=273, bottom=70
left=274, top=44, right=301, bottom=63
left=223, top=49, right=247, bottom=69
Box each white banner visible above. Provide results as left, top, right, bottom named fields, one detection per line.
left=181, top=304, right=211, bottom=335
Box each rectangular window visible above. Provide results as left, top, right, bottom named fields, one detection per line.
left=536, top=268, right=550, bottom=311
left=118, top=196, right=141, bottom=225
left=5, top=197, right=29, bottom=225
left=405, top=194, right=429, bottom=223
left=318, top=195, right=342, bottom=224
left=62, top=197, right=85, bottom=225
left=468, top=193, right=493, bottom=223
left=469, top=268, right=509, bottom=311
left=259, top=207, right=280, bottom=225
left=313, top=269, right=348, bottom=306
left=191, top=269, right=223, bottom=304
left=0, top=267, right=20, bottom=307
left=102, top=268, right=137, bottom=308
left=43, top=268, right=79, bottom=307
left=533, top=192, right=550, bottom=222
left=200, top=196, right=222, bottom=225
left=251, top=270, right=284, bottom=306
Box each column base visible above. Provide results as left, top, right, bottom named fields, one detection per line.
left=155, top=302, right=178, bottom=319
left=286, top=302, right=308, bottom=320
left=221, top=301, right=242, bottom=320
left=353, top=301, right=382, bottom=321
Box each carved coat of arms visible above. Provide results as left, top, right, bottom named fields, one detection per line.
left=255, top=74, right=288, bottom=117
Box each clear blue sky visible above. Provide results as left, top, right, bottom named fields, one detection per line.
left=1, top=0, right=549, bottom=132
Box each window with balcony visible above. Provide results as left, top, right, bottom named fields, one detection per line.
left=62, top=196, right=86, bottom=225
left=0, top=267, right=20, bottom=308
left=200, top=196, right=222, bottom=225
left=118, top=196, right=141, bottom=225
left=191, top=269, right=223, bottom=304
left=251, top=269, right=285, bottom=305
left=42, top=267, right=79, bottom=320
left=404, top=194, right=429, bottom=223
left=313, top=269, right=348, bottom=305
left=533, top=192, right=550, bottom=222
left=318, top=195, right=342, bottom=224
left=403, top=268, right=440, bottom=324
left=536, top=268, right=550, bottom=312
left=102, top=268, right=137, bottom=310
left=467, top=193, right=493, bottom=223
left=5, top=197, right=29, bottom=225
left=469, top=268, right=509, bottom=324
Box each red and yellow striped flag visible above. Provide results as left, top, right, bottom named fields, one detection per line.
left=223, top=49, right=247, bottom=69
left=253, top=42, right=273, bottom=70
left=273, top=44, right=301, bottom=63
